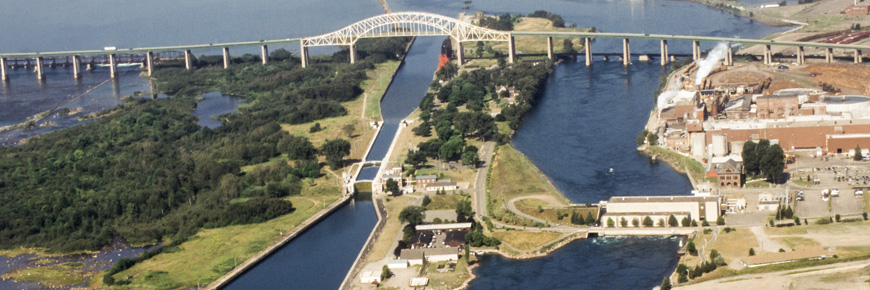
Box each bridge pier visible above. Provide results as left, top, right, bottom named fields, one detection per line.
left=349, top=44, right=357, bottom=64
left=692, top=41, right=700, bottom=61
left=797, top=46, right=805, bottom=65
left=855, top=49, right=862, bottom=63
left=72, top=56, right=81, bottom=79
left=184, top=50, right=194, bottom=70
left=507, top=36, right=515, bottom=64
left=456, top=41, right=464, bottom=65
left=35, top=57, right=45, bottom=80
left=584, top=38, right=592, bottom=66
left=145, top=52, right=154, bottom=76
left=622, top=38, right=631, bottom=66
left=261, top=45, right=269, bottom=65
left=222, top=47, right=230, bottom=69
left=109, top=54, right=118, bottom=78
left=300, top=41, right=309, bottom=68
left=0, top=58, right=7, bottom=81
left=546, top=37, right=553, bottom=60
left=763, top=45, right=771, bottom=65
left=825, top=47, right=833, bottom=63
left=660, top=40, right=668, bottom=66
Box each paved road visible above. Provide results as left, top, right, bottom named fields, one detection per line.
left=472, top=142, right=495, bottom=219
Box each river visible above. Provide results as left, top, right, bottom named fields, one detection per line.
left=0, top=0, right=787, bottom=289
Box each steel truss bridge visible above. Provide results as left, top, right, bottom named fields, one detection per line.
left=1, top=11, right=869, bottom=81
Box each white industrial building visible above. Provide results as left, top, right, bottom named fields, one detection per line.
left=602, top=195, right=722, bottom=227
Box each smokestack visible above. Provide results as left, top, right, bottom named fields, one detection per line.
left=695, top=42, right=730, bottom=86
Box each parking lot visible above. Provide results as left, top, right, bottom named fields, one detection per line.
left=789, top=152, right=866, bottom=219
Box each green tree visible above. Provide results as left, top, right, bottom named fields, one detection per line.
left=562, top=39, right=575, bottom=54
left=385, top=178, right=400, bottom=196
left=585, top=212, right=596, bottom=225
left=647, top=132, right=659, bottom=146
left=761, top=144, right=784, bottom=182
left=456, top=199, right=473, bottom=222
left=643, top=216, right=654, bottom=227
left=309, top=122, right=322, bottom=133
left=620, top=217, right=628, bottom=227
left=632, top=218, right=640, bottom=227
left=855, top=145, right=864, bottom=161
left=461, top=147, right=480, bottom=167
left=342, top=124, right=355, bottom=138
left=607, top=217, right=615, bottom=227
left=399, top=206, right=425, bottom=225
left=686, top=240, right=697, bottom=256
left=381, top=265, right=392, bottom=281
left=660, top=276, right=672, bottom=290
left=749, top=248, right=756, bottom=256
left=321, top=139, right=351, bottom=169
left=439, top=136, right=465, bottom=161
left=475, top=41, right=484, bottom=57
left=422, top=195, right=432, bottom=208
left=716, top=215, right=725, bottom=226
left=669, top=215, right=679, bottom=227
left=405, top=150, right=427, bottom=168
left=742, top=141, right=758, bottom=175
left=681, top=217, right=691, bottom=227
left=754, top=139, right=770, bottom=175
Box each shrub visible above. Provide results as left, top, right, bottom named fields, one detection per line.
left=749, top=248, right=756, bottom=256
left=817, top=217, right=832, bottom=225
left=835, top=214, right=841, bottom=222
left=702, top=220, right=710, bottom=227
left=716, top=215, right=725, bottom=225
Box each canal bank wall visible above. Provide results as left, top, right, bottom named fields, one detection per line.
left=206, top=193, right=353, bottom=290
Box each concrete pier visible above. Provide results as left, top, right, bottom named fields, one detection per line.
left=797, top=46, right=805, bottom=65
left=184, top=50, right=194, bottom=70
left=145, top=52, right=154, bottom=76
left=35, top=57, right=45, bottom=80
left=826, top=47, right=833, bottom=63
left=660, top=40, right=668, bottom=66
left=855, top=50, right=863, bottom=63
left=300, top=41, right=309, bottom=68
left=72, top=56, right=81, bottom=79
left=763, top=45, right=771, bottom=65
left=507, top=36, right=515, bottom=64
left=349, top=44, right=357, bottom=64
left=546, top=37, right=553, bottom=60
left=261, top=45, right=269, bottom=65
left=585, top=38, right=592, bottom=66
left=222, top=47, right=230, bottom=69
left=692, top=41, right=700, bottom=61
left=0, top=58, right=7, bottom=81
left=108, top=54, right=118, bottom=78
left=622, top=38, right=631, bottom=66
left=456, top=41, right=464, bottom=65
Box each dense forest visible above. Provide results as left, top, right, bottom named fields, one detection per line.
left=407, top=58, right=554, bottom=167
left=0, top=37, right=411, bottom=252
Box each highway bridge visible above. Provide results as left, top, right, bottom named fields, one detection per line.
left=2, top=11, right=868, bottom=81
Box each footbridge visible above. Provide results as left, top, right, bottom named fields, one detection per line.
left=2, top=11, right=869, bottom=82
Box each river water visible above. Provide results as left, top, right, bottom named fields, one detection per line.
left=0, top=0, right=787, bottom=289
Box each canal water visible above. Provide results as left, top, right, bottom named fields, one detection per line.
left=0, top=0, right=789, bottom=289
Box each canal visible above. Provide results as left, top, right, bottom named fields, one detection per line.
left=0, top=0, right=788, bottom=289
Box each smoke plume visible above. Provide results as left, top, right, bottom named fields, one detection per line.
left=694, top=42, right=729, bottom=86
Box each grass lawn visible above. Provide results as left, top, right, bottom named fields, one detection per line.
left=514, top=199, right=597, bottom=225
left=776, top=237, right=820, bottom=249
left=491, top=230, right=561, bottom=251
left=2, top=263, right=86, bottom=289
left=365, top=195, right=414, bottom=263
left=423, top=258, right=472, bottom=290
left=361, top=61, right=402, bottom=121
left=280, top=60, right=402, bottom=171
left=646, top=146, right=706, bottom=182
left=426, top=194, right=465, bottom=210
left=488, top=145, right=570, bottom=223
left=115, top=174, right=341, bottom=289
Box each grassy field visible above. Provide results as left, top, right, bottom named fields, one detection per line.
left=514, top=199, right=598, bottom=225
left=491, top=230, right=561, bottom=251
left=365, top=195, right=414, bottom=263
left=114, top=174, right=341, bottom=289
left=2, top=263, right=86, bottom=288
left=281, top=60, right=402, bottom=171
left=361, top=61, right=402, bottom=121
left=776, top=236, right=820, bottom=249
left=423, top=258, right=472, bottom=290
left=488, top=145, right=570, bottom=223
left=646, top=146, right=706, bottom=182
left=426, top=194, right=465, bottom=211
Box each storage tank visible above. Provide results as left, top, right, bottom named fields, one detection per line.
left=712, top=134, right=728, bottom=157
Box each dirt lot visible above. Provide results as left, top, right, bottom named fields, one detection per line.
left=804, top=63, right=870, bottom=95
left=676, top=261, right=870, bottom=290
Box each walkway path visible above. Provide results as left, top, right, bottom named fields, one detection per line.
left=749, top=226, right=787, bottom=253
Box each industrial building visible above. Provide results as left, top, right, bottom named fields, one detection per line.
left=602, top=195, right=722, bottom=226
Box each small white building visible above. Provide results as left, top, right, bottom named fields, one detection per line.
left=603, top=195, right=721, bottom=226
left=424, top=179, right=457, bottom=192
left=360, top=271, right=379, bottom=284
left=387, top=259, right=409, bottom=269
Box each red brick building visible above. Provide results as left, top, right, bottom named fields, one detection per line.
left=845, top=5, right=870, bottom=15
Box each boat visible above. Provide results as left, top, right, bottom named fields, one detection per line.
left=464, top=0, right=472, bottom=3
left=461, top=5, right=469, bottom=9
